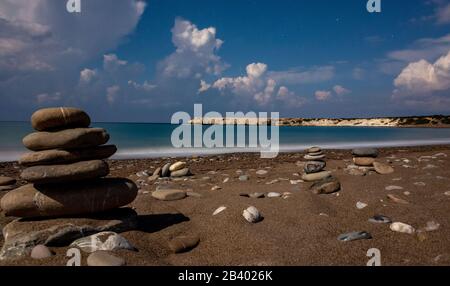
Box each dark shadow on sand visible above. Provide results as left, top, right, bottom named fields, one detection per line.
left=137, top=213, right=190, bottom=233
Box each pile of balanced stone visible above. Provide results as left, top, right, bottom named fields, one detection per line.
left=147, top=161, right=191, bottom=182
left=302, top=146, right=341, bottom=194
left=0, top=107, right=138, bottom=259
left=351, top=148, right=394, bottom=175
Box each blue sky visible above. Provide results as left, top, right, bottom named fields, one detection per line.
left=1, top=0, right=450, bottom=122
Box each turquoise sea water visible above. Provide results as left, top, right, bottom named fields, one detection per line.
left=1, top=122, right=450, bottom=162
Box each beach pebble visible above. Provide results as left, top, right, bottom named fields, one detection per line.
left=304, top=154, right=326, bottom=160
left=390, top=222, right=415, bottom=234
left=170, top=168, right=191, bottom=178
left=30, top=245, right=53, bottom=259
left=387, top=194, right=409, bottom=204
left=352, top=148, right=378, bottom=158
left=290, top=180, right=303, bottom=185
left=423, top=221, right=440, bottom=232
left=223, top=178, right=229, bottom=183
left=356, top=202, right=368, bottom=209
left=265, top=179, right=279, bottom=185
left=353, top=157, right=375, bottom=167
left=213, top=206, right=227, bottom=216
left=169, top=161, right=186, bottom=172
left=414, top=182, right=426, bottom=187
left=243, top=206, right=262, bottom=223
left=385, top=185, right=403, bottom=191
left=346, top=168, right=367, bottom=176
left=70, top=232, right=136, bottom=253
left=87, top=251, right=125, bottom=266
left=168, top=235, right=200, bottom=254
left=308, top=147, right=322, bottom=153
left=403, top=191, right=411, bottom=196
left=152, top=167, right=162, bottom=176
left=368, top=215, right=392, bottom=224
left=239, top=175, right=249, bottom=181
left=304, top=161, right=326, bottom=174
left=249, top=192, right=265, bottom=199
left=267, top=192, right=281, bottom=198
left=152, top=187, right=186, bottom=201
left=445, top=191, right=450, bottom=196
left=309, top=177, right=341, bottom=194
left=302, top=171, right=332, bottom=182
left=31, top=107, right=90, bottom=131
left=337, top=231, right=372, bottom=242
left=373, top=162, right=394, bottom=174
left=211, top=185, right=222, bottom=191
left=256, top=170, right=268, bottom=176
left=161, top=163, right=171, bottom=177
left=0, top=176, right=16, bottom=186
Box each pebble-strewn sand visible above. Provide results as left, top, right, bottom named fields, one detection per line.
left=1, top=145, right=450, bottom=266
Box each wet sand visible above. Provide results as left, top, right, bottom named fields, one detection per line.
left=1, top=145, right=450, bottom=266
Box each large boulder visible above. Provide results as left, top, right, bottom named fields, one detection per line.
left=0, top=178, right=138, bottom=218
left=31, top=107, right=91, bottom=131
left=21, top=160, right=109, bottom=184
left=19, top=145, right=117, bottom=167
left=23, top=128, right=109, bottom=151
left=0, top=208, right=137, bottom=260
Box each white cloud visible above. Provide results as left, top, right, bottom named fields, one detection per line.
left=388, top=34, right=450, bottom=63
left=198, top=80, right=211, bottom=94
left=394, top=50, right=450, bottom=94
left=315, top=90, right=332, bottom=101
left=128, top=80, right=156, bottom=92
left=160, top=18, right=227, bottom=78
left=333, top=85, right=351, bottom=95
left=80, top=68, right=97, bottom=84
left=106, top=85, right=120, bottom=104
left=104, top=54, right=128, bottom=72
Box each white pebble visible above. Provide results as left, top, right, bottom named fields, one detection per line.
left=213, top=206, right=227, bottom=216
left=390, top=222, right=415, bottom=234
left=243, top=206, right=262, bottom=223
left=267, top=192, right=281, bottom=198
left=385, top=185, right=403, bottom=191
left=356, top=202, right=368, bottom=209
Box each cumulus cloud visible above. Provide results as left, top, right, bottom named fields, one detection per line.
left=333, top=85, right=351, bottom=95
left=80, top=68, right=97, bottom=84
left=159, top=18, right=227, bottom=79
left=198, top=80, right=211, bottom=94
left=315, top=90, right=332, bottom=101
left=106, top=85, right=120, bottom=104
left=394, top=50, right=450, bottom=95
left=128, top=80, right=156, bottom=92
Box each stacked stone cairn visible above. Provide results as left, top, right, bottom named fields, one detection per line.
left=0, top=107, right=138, bottom=259
left=302, top=147, right=341, bottom=194
left=351, top=148, right=394, bottom=175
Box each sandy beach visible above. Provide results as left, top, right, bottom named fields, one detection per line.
left=1, top=145, right=449, bottom=266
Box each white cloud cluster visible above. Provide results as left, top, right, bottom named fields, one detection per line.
left=314, top=85, right=351, bottom=101
left=80, top=68, right=97, bottom=84
left=160, top=18, right=227, bottom=78
left=394, top=50, right=450, bottom=95
left=333, top=85, right=351, bottom=95
left=128, top=80, right=156, bottom=92
left=106, top=85, right=120, bottom=104
left=200, top=62, right=305, bottom=107
left=315, top=90, right=331, bottom=101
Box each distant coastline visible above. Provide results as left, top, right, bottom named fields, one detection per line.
left=189, top=115, right=450, bottom=128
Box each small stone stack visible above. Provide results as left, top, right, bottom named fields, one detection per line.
left=302, top=147, right=341, bottom=194
left=148, top=161, right=191, bottom=182
left=352, top=148, right=378, bottom=168
left=0, top=107, right=138, bottom=259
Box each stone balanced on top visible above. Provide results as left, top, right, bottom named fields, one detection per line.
left=0, top=107, right=138, bottom=259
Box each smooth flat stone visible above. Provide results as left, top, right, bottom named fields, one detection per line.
left=170, top=168, right=191, bottom=178
left=87, top=251, right=125, bottom=266
left=256, top=170, right=268, bottom=176
left=152, top=187, right=186, bottom=201
left=30, top=245, right=54, bottom=259
left=169, top=161, right=187, bottom=172
left=356, top=202, right=368, bottom=209
left=0, top=179, right=138, bottom=218
left=0, top=208, right=137, bottom=260
left=213, top=206, right=226, bottom=216
left=267, top=192, right=281, bottom=198
left=307, top=147, right=321, bottom=153
left=373, top=162, right=394, bottom=174
left=352, top=148, right=378, bottom=158
left=23, top=128, right=109, bottom=151
left=307, top=151, right=324, bottom=157
left=239, top=175, right=250, bottom=181
left=390, top=222, right=415, bottom=234
left=0, top=176, right=16, bottom=186
left=353, top=157, right=375, bottom=166
left=168, top=235, right=200, bottom=254
left=369, top=215, right=392, bottom=224
left=385, top=185, right=404, bottom=191
left=304, top=154, right=326, bottom=160
left=309, top=176, right=341, bottom=194
left=249, top=192, right=265, bottom=199
left=302, top=171, right=332, bottom=182
left=70, top=231, right=136, bottom=253
left=304, top=161, right=326, bottom=174
left=31, top=107, right=91, bottom=131
left=387, top=194, right=409, bottom=204
left=161, top=163, right=171, bottom=177
left=338, top=231, right=372, bottom=242
left=21, top=160, right=109, bottom=184
left=19, top=145, right=117, bottom=167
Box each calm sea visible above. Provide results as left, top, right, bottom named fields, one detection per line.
left=1, top=122, right=450, bottom=162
